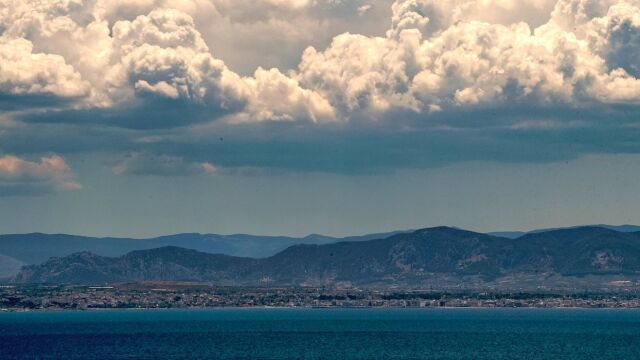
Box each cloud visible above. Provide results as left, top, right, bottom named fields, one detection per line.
left=0, top=36, right=88, bottom=100
left=108, top=9, right=246, bottom=106
left=0, top=154, right=80, bottom=196
left=235, top=67, right=335, bottom=123
left=387, top=0, right=559, bottom=37
left=113, top=152, right=216, bottom=176
left=3, top=0, right=639, bottom=125
left=358, top=4, right=373, bottom=16
left=598, top=2, right=640, bottom=78
left=296, top=0, right=640, bottom=121
left=0, top=2, right=249, bottom=127
left=1, top=0, right=640, bottom=174
left=2, top=3, right=342, bottom=128
left=181, top=0, right=394, bottom=74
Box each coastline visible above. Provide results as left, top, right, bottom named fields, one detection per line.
left=4, top=303, right=640, bottom=312
left=4, top=283, right=640, bottom=311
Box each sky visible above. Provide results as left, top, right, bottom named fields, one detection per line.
left=0, top=0, right=639, bottom=237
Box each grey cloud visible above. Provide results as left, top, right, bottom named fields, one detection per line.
left=21, top=97, right=238, bottom=129
left=112, top=152, right=215, bottom=176
left=604, top=7, right=640, bottom=77
left=126, top=103, right=640, bottom=174
left=2, top=102, right=640, bottom=175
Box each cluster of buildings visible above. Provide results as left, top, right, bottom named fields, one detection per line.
left=2, top=283, right=640, bottom=311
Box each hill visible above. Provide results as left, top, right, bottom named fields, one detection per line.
left=14, top=247, right=256, bottom=284
left=14, top=226, right=640, bottom=289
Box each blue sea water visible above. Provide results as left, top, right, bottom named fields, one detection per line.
left=1, top=308, right=640, bottom=359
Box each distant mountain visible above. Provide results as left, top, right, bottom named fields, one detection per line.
left=489, top=224, right=640, bottom=239
left=15, top=226, right=640, bottom=288
left=487, top=231, right=526, bottom=239
left=0, top=231, right=408, bottom=268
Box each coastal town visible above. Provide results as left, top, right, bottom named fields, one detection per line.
left=3, top=283, right=640, bottom=311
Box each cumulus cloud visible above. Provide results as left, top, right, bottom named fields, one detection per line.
left=0, top=36, right=88, bottom=100
left=180, top=0, right=393, bottom=74
left=236, top=67, right=335, bottom=123
left=0, top=1, right=343, bottom=127
left=113, top=152, right=216, bottom=176
left=1, top=0, right=640, bottom=174
left=388, top=0, right=558, bottom=38
left=2, top=0, right=638, bottom=126
left=296, top=0, right=640, bottom=121
left=0, top=154, right=80, bottom=195
left=107, top=9, right=246, bottom=107
left=0, top=1, right=247, bottom=122
left=597, top=2, right=640, bottom=77
left=7, top=0, right=637, bottom=127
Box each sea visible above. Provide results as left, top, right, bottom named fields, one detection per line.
left=1, top=308, right=640, bottom=359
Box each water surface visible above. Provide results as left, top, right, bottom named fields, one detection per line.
left=1, top=308, right=639, bottom=359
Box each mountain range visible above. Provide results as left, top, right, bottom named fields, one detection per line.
left=0, top=230, right=405, bottom=278
left=12, top=226, right=640, bottom=289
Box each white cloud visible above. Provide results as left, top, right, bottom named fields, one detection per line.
left=107, top=9, right=247, bottom=109
left=297, top=31, right=422, bottom=117
left=1, top=1, right=342, bottom=125
left=549, top=0, right=619, bottom=30
left=237, top=67, right=335, bottom=123
left=0, top=154, right=80, bottom=195
left=90, top=0, right=393, bottom=74
left=296, top=0, right=640, bottom=119
left=0, top=1, right=246, bottom=109
left=387, top=0, right=558, bottom=39
left=0, top=36, right=88, bottom=99
left=0, top=0, right=639, bottom=127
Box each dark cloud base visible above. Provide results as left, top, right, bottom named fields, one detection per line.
left=20, top=98, right=238, bottom=130
left=3, top=103, right=640, bottom=175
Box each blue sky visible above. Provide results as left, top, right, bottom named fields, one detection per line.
left=1, top=0, right=639, bottom=237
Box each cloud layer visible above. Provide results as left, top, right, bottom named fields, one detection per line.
left=113, top=152, right=216, bottom=176
left=1, top=0, right=639, bottom=182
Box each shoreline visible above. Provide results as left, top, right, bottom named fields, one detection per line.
left=5, top=284, right=640, bottom=311
left=4, top=305, right=640, bottom=313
